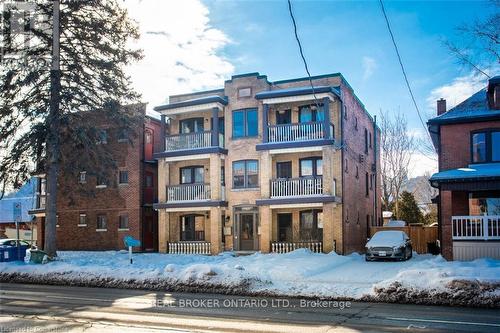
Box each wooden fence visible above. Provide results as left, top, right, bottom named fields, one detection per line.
left=369, top=224, right=438, bottom=254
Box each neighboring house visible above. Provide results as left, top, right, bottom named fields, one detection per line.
left=153, top=72, right=381, bottom=255
left=30, top=105, right=162, bottom=251
left=428, top=76, right=500, bottom=260
left=0, top=179, right=38, bottom=240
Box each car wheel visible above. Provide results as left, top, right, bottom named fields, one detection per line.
left=365, top=256, right=372, bottom=262
left=408, top=246, right=413, bottom=259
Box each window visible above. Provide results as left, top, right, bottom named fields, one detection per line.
left=180, top=118, right=204, bottom=134
left=300, top=157, right=322, bottom=177
left=344, top=105, right=348, bottom=120
left=370, top=174, right=374, bottom=190
left=119, top=171, right=128, bottom=185
left=469, top=192, right=500, bottom=215
left=354, top=116, right=358, bottom=130
left=79, top=171, right=86, bottom=184
left=238, top=87, right=252, bottom=98
left=276, top=109, right=292, bottom=125
left=355, top=165, right=359, bottom=179
left=299, top=210, right=323, bottom=241
left=96, top=176, right=107, bottom=188
left=97, top=215, right=107, bottom=230
left=79, top=213, right=87, bottom=226
left=221, top=166, right=225, bottom=186
left=369, top=132, right=372, bottom=148
left=299, top=104, right=324, bottom=123
left=232, top=160, right=258, bottom=188
left=345, top=158, right=348, bottom=173
left=118, top=128, right=128, bottom=142
left=145, top=130, right=152, bottom=144
left=180, top=166, right=204, bottom=184
left=365, top=172, right=369, bottom=196
left=210, top=117, right=225, bottom=134
left=119, top=214, right=129, bottom=229
left=472, top=130, right=500, bottom=163
left=180, top=215, right=205, bottom=241
left=232, top=109, right=258, bottom=138
left=276, top=161, right=292, bottom=179
left=97, top=129, right=108, bottom=144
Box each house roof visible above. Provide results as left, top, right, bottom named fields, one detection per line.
left=428, top=76, right=500, bottom=125
left=429, top=163, right=500, bottom=184
left=154, top=95, right=228, bottom=112
left=255, top=85, right=341, bottom=100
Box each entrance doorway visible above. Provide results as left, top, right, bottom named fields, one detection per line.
left=277, top=213, right=292, bottom=242
left=234, top=206, right=259, bottom=251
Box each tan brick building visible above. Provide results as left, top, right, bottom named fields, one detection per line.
left=153, top=72, right=381, bottom=255
left=31, top=104, right=162, bottom=251
left=429, top=76, right=500, bottom=260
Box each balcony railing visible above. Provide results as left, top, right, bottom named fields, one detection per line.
left=167, top=184, right=211, bottom=202
left=165, top=131, right=224, bottom=151
left=267, top=122, right=334, bottom=143
left=168, top=241, right=211, bottom=255
left=271, top=241, right=323, bottom=254
left=271, top=177, right=323, bottom=198
left=452, top=215, right=500, bottom=240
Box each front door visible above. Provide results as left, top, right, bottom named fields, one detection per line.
left=277, top=213, right=292, bottom=242
left=142, top=208, right=157, bottom=251
left=234, top=207, right=259, bottom=251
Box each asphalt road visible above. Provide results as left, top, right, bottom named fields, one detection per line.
left=0, top=283, right=499, bottom=333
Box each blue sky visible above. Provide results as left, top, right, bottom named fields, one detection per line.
left=125, top=0, right=497, bottom=175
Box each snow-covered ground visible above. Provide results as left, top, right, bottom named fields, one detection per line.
left=1, top=250, right=499, bottom=306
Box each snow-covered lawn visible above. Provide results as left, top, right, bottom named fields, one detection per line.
left=1, top=250, right=499, bottom=306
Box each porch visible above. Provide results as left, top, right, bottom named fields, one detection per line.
left=165, top=131, right=224, bottom=151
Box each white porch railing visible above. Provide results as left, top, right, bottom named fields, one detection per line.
left=271, top=241, right=323, bottom=254
left=452, top=215, right=500, bottom=240
left=271, top=177, right=323, bottom=198
left=168, top=241, right=211, bottom=255
left=167, top=184, right=211, bottom=202
left=165, top=131, right=213, bottom=151
left=268, top=122, right=333, bottom=143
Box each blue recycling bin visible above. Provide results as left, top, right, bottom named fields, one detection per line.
left=0, top=246, right=7, bottom=262
left=2, top=245, right=28, bottom=262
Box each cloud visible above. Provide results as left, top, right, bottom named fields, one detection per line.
left=123, top=0, right=234, bottom=115
left=362, top=56, right=377, bottom=81
left=426, top=72, right=488, bottom=111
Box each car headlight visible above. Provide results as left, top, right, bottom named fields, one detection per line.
left=393, top=246, right=403, bottom=253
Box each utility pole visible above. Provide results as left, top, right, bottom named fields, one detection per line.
left=44, top=0, right=60, bottom=257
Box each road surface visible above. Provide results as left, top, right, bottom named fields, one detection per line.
left=1, top=283, right=499, bottom=332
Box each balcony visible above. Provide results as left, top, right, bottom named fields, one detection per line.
left=271, top=177, right=323, bottom=198
left=267, top=122, right=334, bottom=143
left=167, top=183, right=211, bottom=202
left=165, top=131, right=224, bottom=152
left=452, top=216, right=500, bottom=240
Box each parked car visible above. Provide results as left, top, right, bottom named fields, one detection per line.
left=0, top=239, right=32, bottom=247
left=385, top=220, right=406, bottom=227
left=365, top=230, right=412, bottom=261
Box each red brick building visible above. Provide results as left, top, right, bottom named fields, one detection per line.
left=31, top=104, right=162, bottom=251
left=428, top=76, right=500, bottom=260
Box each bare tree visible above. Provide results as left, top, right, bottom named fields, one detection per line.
left=444, top=0, right=499, bottom=77
left=380, top=111, right=415, bottom=218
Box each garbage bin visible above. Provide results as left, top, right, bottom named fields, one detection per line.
left=29, top=249, right=48, bottom=264
left=0, top=246, right=7, bottom=262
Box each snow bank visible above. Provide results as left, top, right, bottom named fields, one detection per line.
left=1, top=250, right=499, bottom=307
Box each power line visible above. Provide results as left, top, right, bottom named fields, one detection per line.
left=286, top=0, right=321, bottom=109
left=379, top=0, right=433, bottom=145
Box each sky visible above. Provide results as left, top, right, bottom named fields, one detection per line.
left=124, top=0, right=498, bottom=177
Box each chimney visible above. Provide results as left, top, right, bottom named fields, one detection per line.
left=487, top=76, right=500, bottom=109
left=437, top=98, right=446, bottom=115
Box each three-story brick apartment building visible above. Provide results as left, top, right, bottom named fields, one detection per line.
left=429, top=76, right=500, bottom=260
left=30, top=104, right=162, bottom=251
left=153, top=72, right=381, bottom=255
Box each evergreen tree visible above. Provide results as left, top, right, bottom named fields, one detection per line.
left=395, top=191, right=424, bottom=225
left=0, top=0, right=142, bottom=256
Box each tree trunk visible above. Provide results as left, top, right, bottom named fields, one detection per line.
left=44, top=0, right=60, bottom=258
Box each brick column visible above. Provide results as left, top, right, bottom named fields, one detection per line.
left=210, top=207, right=222, bottom=254
left=158, top=159, right=169, bottom=202
left=323, top=202, right=342, bottom=253
left=440, top=190, right=453, bottom=260
left=158, top=210, right=169, bottom=253
left=209, top=154, right=221, bottom=200
left=260, top=150, right=272, bottom=198
left=322, top=147, right=333, bottom=195
left=260, top=205, right=271, bottom=253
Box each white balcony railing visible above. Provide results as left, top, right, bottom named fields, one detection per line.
left=165, top=131, right=215, bottom=151
left=271, top=177, right=323, bottom=198
left=267, top=122, right=333, bottom=143
left=167, top=184, right=211, bottom=202
left=452, top=215, right=500, bottom=240
left=168, top=241, right=211, bottom=255
left=271, top=241, right=323, bottom=254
